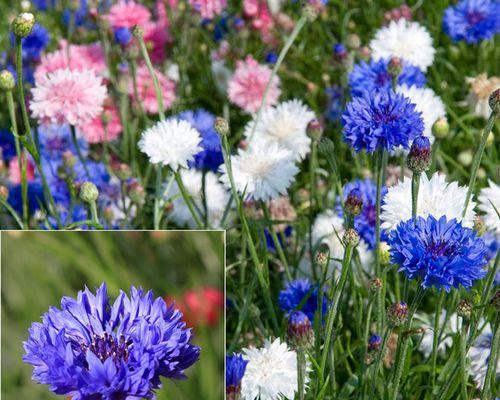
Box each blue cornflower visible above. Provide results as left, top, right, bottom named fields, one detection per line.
left=481, top=231, right=499, bottom=263
left=0, top=129, right=17, bottom=162
left=342, top=179, right=387, bottom=249
left=114, top=27, right=132, bottom=46
left=348, top=59, right=426, bottom=97
left=226, top=353, right=247, bottom=392
left=178, top=109, right=224, bottom=172
left=342, top=89, right=424, bottom=153
left=10, top=23, right=50, bottom=60
left=8, top=181, right=44, bottom=215
left=443, top=0, right=500, bottom=44
left=278, top=279, right=328, bottom=323
left=389, top=215, right=488, bottom=291
left=23, top=283, right=200, bottom=398
left=38, top=124, right=88, bottom=161
left=325, top=85, right=344, bottom=122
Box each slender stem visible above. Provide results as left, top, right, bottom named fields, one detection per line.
left=136, top=33, right=165, bottom=121
left=481, top=314, right=500, bottom=400
left=248, top=15, right=307, bottom=140
left=297, top=349, right=306, bottom=400
left=89, top=200, right=100, bottom=225
left=430, top=290, right=445, bottom=387
left=309, top=140, right=318, bottom=280
left=174, top=171, right=204, bottom=229
left=16, top=38, right=31, bottom=140
left=462, top=110, right=497, bottom=217
left=70, top=125, right=90, bottom=178
left=153, top=165, right=163, bottom=230
left=368, top=328, right=390, bottom=397
left=459, top=322, right=469, bottom=400
left=0, top=197, right=23, bottom=229
left=320, top=243, right=354, bottom=382
left=411, top=172, right=420, bottom=219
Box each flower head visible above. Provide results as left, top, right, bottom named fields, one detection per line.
left=219, top=141, right=299, bottom=201
left=443, top=0, right=500, bottom=44
left=241, top=338, right=299, bottom=400
left=478, top=179, right=500, bottom=235
left=23, top=283, right=200, bottom=398
left=189, top=0, right=227, bottom=19
left=227, top=55, right=281, bottom=114
left=106, top=0, right=152, bottom=29
left=244, top=99, right=315, bottom=160
left=381, top=172, right=476, bottom=231
left=349, top=58, right=426, bottom=97
left=389, top=215, right=488, bottom=291
left=138, top=119, right=202, bottom=170
left=370, top=19, right=436, bottom=71
left=30, top=68, right=106, bottom=127
left=278, top=278, right=328, bottom=323
left=178, top=109, right=223, bottom=172
left=130, top=64, right=176, bottom=114
left=226, top=353, right=248, bottom=397
left=342, top=89, right=424, bottom=153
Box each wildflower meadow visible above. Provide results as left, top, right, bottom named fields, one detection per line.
left=0, top=0, right=499, bottom=399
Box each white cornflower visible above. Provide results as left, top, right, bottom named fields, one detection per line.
left=417, top=312, right=460, bottom=358
left=241, top=338, right=300, bottom=400
left=245, top=100, right=315, bottom=160
left=138, top=119, right=202, bottom=170
left=220, top=141, right=299, bottom=201
left=370, top=19, right=436, bottom=71
left=311, top=210, right=373, bottom=272
left=466, top=74, right=500, bottom=119
left=468, top=323, right=500, bottom=389
left=478, top=179, right=500, bottom=235
left=397, top=84, right=446, bottom=139
left=381, top=172, right=476, bottom=231
left=168, top=169, right=230, bottom=229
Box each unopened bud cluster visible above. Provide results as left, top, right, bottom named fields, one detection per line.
left=387, top=301, right=408, bottom=327
left=314, top=242, right=330, bottom=269
left=287, top=311, right=314, bottom=349
left=457, top=299, right=473, bottom=319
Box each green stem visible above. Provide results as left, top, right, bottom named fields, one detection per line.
left=481, top=314, right=500, bottom=400
left=153, top=165, right=163, bottom=230
left=16, top=38, right=31, bottom=140
left=89, top=200, right=100, bottom=226
left=309, top=140, right=318, bottom=280
left=411, top=172, right=420, bottom=219
left=459, top=322, right=469, bottom=400
left=298, top=349, right=306, bottom=400
left=70, top=125, right=90, bottom=178
left=368, top=328, right=391, bottom=397
left=430, top=290, right=445, bottom=388
left=0, top=196, right=23, bottom=229
left=462, top=110, right=497, bottom=217
left=174, top=171, right=203, bottom=229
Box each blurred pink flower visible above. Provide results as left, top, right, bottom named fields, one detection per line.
left=189, top=0, right=227, bottom=19
left=243, top=0, right=274, bottom=39
left=79, top=101, right=122, bottom=144
left=130, top=64, right=176, bottom=114
left=144, top=21, right=171, bottom=64
left=227, top=55, right=280, bottom=114
left=106, top=0, right=151, bottom=29
left=8, top=155, right=35, bottom=185
left=30, top=69, right=107, bottom=128
left=35, top=41, right=107, bottom=82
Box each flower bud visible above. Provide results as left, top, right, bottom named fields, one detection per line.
left=314, top=242, right=330, bottom=270
left=302, top=3, right=318, bottom=22
left=127, top=181, right=145, bottom=204
left=79, top=182, right=99, bottom=203
left=11, top=13, right=35, bottom=37
left=115, top=27, right=132, bottom=46
left=344, top=188, right=363, bottom=216
left=369, top=277, right=383, bottom=293
left=343, top=228, right=360, bottom=247
left=432, top=117, right=449, bottom=139
left=388, top=57, right=403, bottom=79
left=379, top=241, right=391, bottom=266
left=333, top=43, right=348, bottom=61
left=457, top=299, right=472, bottom=319
left=287, top=311, right=314, bottom=349
left=132, top=25, right=144, bottom=38
left=407, top=136, right=431, bottom=173
left=62, top=151, right=77, bottom=169
left=0, top=185, right=9, bottom=201
left=368, top=334, right=382, bottom=351
left=364, top=352, right=375, bottom=365
left=489, top=88, right=500, bottom=115
left=0, top=70, right=15, bottom=91
left=458, top=150, right=473, bottom=167
left=387, top=301, right=408, bottom=327
left=307, top=119, right=323, bottom=140
left=112, top=162, right=132, bottom=180
left=346, top=33, right=361, bottom=49
left=214, top=117, right=230, bottom=136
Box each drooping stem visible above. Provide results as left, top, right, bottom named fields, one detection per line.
left=462, top=110, right=497, bottom=217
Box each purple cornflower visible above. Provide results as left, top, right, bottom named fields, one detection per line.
left=443, top=0, right=500, bottom=44
left=342, top=89, right=424, bottom=153
left=23, top=283, right=200, bottom=399
left=178, top=109, right=224, bottom=172
left=389, top=216, right=489, bottom=291
left=226, top=353, right=248, bottom=397
left=348, top=58, right=426, bottom=97
left=342, top=179, right=388, bottom=249
left=278, top=278, right=328, bottom=323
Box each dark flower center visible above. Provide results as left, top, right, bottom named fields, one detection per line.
left=426, top=240, right=458, bottom=258
left=82, top=332, right=133, bottom=364
left=466, top=11, right=484, bottom=25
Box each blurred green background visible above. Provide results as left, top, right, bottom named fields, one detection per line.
left=1, top=230, right=224, bottom=400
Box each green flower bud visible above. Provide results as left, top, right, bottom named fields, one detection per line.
left=79, top=182, right=99, bottom=203
left=214, top=117, right=230, bottom=136
left=457, top=299, right=472, bottom=320
left=343, top=228, right=360, bottom=247
left=11, top=13, right=35, bottom=38
left=432, top=117, right=449, bottom=140
left=314, top=242, right=330, bottom=270
left=0, top=70, right=15, bottom=91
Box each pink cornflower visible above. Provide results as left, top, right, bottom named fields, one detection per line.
left=35, top=41, right=107, bottom=82
left=30, top=68, right=107, bottom=128
left=129, top=64, right=176, bottom=114
left=79, top=101, right=122, bottom=144
left=189, top=0, right=227, bottom=19
left=144, top=21, right=171, bottom=63
left=243, top=0, right=274, bottom=39
left=227, top=55, right=281, bottom=114
left=9, top=155, right=35, bottom=185
left=106, top=0, right=151, bottom=29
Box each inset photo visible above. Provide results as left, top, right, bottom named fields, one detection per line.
left=1, top=230, right=224, bottom=400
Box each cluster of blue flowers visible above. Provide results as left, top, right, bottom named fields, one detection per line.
left=443, top=0, right=500, bottom=44
left=23, top=283, right=200, bottom=399
left=388, top=215, right=489, bottom=291
left=278, top=278, right=328, bottom=323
